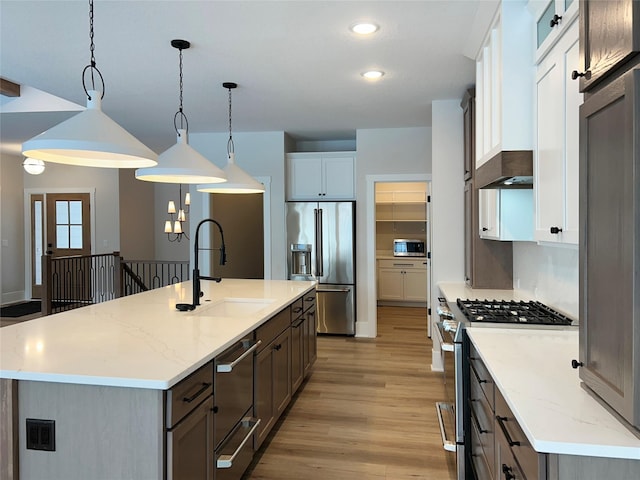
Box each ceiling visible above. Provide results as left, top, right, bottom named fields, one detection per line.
left=0, top=0, right=498, bottom=156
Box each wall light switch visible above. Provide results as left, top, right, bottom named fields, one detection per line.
left=26, top=418, right=55, bottom=451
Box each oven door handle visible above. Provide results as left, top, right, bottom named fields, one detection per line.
left=435, top=321, right=455, bottom=351
left=435, top=402, right=457, bottom=452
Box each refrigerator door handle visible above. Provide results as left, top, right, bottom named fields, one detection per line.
left=316, top=208, right=324, bottom=277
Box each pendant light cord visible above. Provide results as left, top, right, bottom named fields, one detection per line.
left=82, top=0, right=104, bottom=100
left=173, top=44, right=188, bottom=137
left=227, top=86, right=234, bottom=155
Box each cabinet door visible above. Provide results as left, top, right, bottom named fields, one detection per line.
left=254, top=346, right=274, bottom=449
left=291, top=319, right=304, bottom=394
left=536, top=21, right=581, bottom=244
left=323, top=155, right=355, bottom=199
left=289, top=156, right=323, bottom=200
left=579, top=66, right=640, bottom=428
left=306, top=308, right=317, bottom=371
left=167, top=396, right=214, bottom=480
left=579, top=0, right=640, bottom=91
left=377, top=268, right=405, bottom=301
left=461, top=89, right=475, bottom=180
left=403, top=268, right=427, bottom=302
left=272, top=328, right=292, bottom=419
left=478, top=189, right=499, bottom=239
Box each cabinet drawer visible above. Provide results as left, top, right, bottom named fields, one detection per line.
left=495, top=388, right=544, bottom=480
left=469, top=387, right=494, bottom=476
left=469, top=344, right=494, bottom=409
left=215, top=416, right=260, bottom=480
left=291, top=298, right=304, bottom=320
left=167, top=363, right=214, bottom=428
left=256, top=307, right=290, bottom=352
left=470, top=415, right=493, bottom=480
left=377, top=259, right=426, bottom=269
left=302, top=289, right=316, bottom=312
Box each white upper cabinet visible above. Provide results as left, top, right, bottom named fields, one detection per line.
left=534, top=15, right=581, bottom=244
left=286, top=152, right=356, bottom=200
left=529, top=0, right=579, bottom=62
left=479, top=188, right=534, bottom=241
left=475, top=0, right=535, bottom=168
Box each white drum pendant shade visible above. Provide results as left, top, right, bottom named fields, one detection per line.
left=197, top=153, right=264, bottom=194
left=135, top=129, right=227, bottom=184
left=22, top=91, right=158, bottom=168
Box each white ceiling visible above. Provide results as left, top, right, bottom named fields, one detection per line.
left=0, top=0, right=498, bottom=156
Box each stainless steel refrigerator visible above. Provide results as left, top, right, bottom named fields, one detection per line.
left=286, top=201, right=355, bottom=335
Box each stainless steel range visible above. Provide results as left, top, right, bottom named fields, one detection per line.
left=434, top=297, right=573, bottom=480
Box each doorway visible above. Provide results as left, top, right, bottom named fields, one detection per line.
left=365, top=174, right=433, bottom=339
left=26, top=191, right=93, bottom=300
left=209, top=193, right=264, bottom=279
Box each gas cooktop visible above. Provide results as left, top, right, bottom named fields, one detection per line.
left=456, top=298, right=573, bottom=326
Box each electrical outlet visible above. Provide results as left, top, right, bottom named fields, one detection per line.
left=26, top=419, right=55, bottom=451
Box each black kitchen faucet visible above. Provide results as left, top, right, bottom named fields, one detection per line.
left=176, top=218, right=226, bottom=311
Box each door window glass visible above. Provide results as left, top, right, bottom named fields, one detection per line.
left=34, top=200, right=43, bottom=284
left=55, top=200, right=83, bottom=249
left=537, top=1, right=555, bottom=47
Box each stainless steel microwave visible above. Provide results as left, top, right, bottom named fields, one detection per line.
left=393, top=239, right=426, bottom=257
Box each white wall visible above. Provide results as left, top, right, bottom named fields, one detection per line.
left=189, top=131, right=286, bottom=280
left=0, top=154, right=26, bottom=304
left=430, top=100, right=465, bottom=367
left=355, top=127, right=432, bottom=337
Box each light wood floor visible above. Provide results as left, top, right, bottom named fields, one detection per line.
left=245, top=306, right=456, bottom=480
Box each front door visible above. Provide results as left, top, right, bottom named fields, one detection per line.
left=29, top=193, right=92, bottom=300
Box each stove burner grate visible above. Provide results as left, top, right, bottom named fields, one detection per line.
left=456, top=299, right=573, bottom=325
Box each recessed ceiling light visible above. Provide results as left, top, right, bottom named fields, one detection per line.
left=362, top=70, right=385, bottom=80
left=351, top=23, right=379, bottom=35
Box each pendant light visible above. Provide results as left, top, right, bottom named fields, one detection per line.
left=197, top=83, right=264, bottom=194
left=21, top=0, right=157, bottom=168
left=22, top=158, right=45, bottom=175
left=136, top=40, right=227, bottom=184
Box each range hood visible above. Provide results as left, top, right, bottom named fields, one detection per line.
left=475, top=150, right=533, bottom=189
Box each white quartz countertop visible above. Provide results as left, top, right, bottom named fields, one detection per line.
left=466, top=328, right=640, bottom=459
left=0, top=279, right=316, bottom=390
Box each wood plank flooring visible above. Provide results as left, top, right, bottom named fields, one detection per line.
left=244, top=306, right=456, bottom=480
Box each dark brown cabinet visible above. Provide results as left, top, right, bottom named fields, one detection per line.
left=254, top=308, right=292, bottom=449
left=578, top=64, right=640, bottom=429
left=166, top=363, right=215, bottom=480
left=578, top=0, right=640, bottom=92
left=461, top=90, right=513, bottom=289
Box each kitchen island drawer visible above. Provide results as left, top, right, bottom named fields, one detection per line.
left=469, top=343, right=494, bottom=409
left=470, top=413, right=493, bottom=480
left=166, top=362, right=214, bottom=428
left=495, top=387, right=545, bottom=480
left=302, top=289, right=316, bottom=312
left=291, top=298, right=304, bottom=320
left=256, top=307, right=290, bottom=352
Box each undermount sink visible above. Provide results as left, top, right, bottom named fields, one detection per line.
left=203, top=298, right=275, bottom=317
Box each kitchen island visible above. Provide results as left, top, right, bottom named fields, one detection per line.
left=0, top=278, right=316, bottom=480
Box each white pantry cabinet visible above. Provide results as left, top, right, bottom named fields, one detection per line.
left=377, top=259, right=428, bottom=303
left=479, top=189, right=534, bottom=241
left=534, top=19, right=580, bottom=245
left=286, top=152, right=355, bottom=200
left=475, top=0, right=534, bottom=168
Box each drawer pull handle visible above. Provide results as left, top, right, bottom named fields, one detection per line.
left=217, top=340, right=262, bottom=373
left=182, top=382, right=211, bottom=403
left=293, top=307, right=303, bottom=313
left=502, top=464, right=516, bottom=480
left=470, top=362, right=487, bottom=384
left=496, top=416, right=520, bottom=447
left=468, top=399, right=487, bottom=433
left=305, top=296, right=315, bottom=301
left=217, top=417, right=262, bottom=469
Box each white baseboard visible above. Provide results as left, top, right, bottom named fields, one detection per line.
left=431, top=347, right=444, bottom=372
left=1, top=290, right=26, bottom=307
